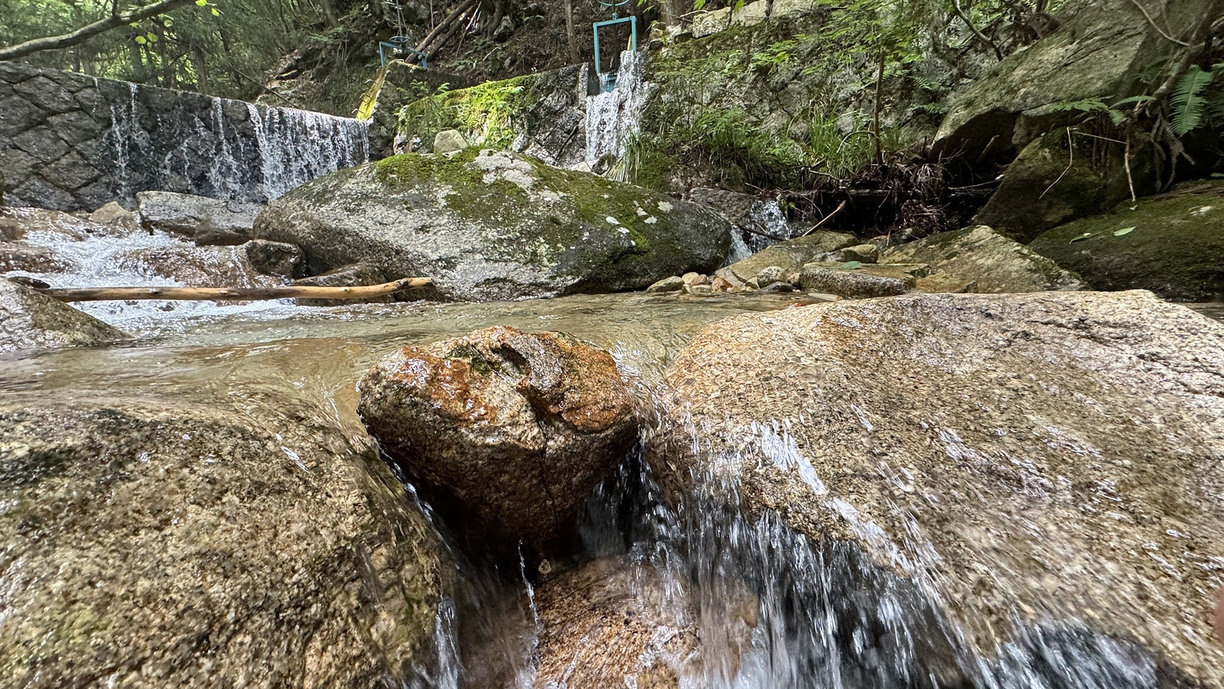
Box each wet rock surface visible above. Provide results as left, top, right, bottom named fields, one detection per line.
left=881, top=224, right=1084, bottom=293
left=0, top=397, right=454, bottom=688
left=531, top=558, right=699, bottom=689
left=651, top=291, right=1224, bottom=687
left=253, top=149, right=732, bottom=301
left=137, top=191, right=261, bottom=239
left=0, top=277, right=127, bottom=352
left=1028, top=181, right=1224, bottom=301
left=357, top=326, right=637, bottom=556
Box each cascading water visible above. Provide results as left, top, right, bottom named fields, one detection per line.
left=435, top=383, right=1189, bottom=689
left=247, top=103, right=371, bottom=200
left=585, top=51, right=653, bottom=171
left=101, top=82, right=369, bottom=205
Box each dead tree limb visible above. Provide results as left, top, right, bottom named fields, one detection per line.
left=37, top=277, right=433, bottom=302
left=0, top=0, right=198, bottom=61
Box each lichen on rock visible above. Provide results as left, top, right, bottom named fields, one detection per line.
left=253, top=149, right=732, bottom=301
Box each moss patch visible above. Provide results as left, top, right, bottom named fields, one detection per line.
left=1028, top=181, right=1224, bottom=301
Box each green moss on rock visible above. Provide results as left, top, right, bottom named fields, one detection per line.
left=253, top=150, right=732, bottom=301
left=1028, top=181, right=1224, bottom=301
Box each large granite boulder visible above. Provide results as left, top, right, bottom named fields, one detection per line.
left=0, top=398, right=454, bottom=688
left=1028, top=181, right=1224, bottom=301
left=357, top=327, right=638, bottom=557
left=137, top=191, right=262, bottom=242
left=650, top=291, right=1224, bottom=687
left=0, top=277, right=127, bottom=352
left=254, top=150, right=732, bottom=301
left=880, top=225, right=1084, bottom=292
left=933, top=0, right=1216, bottom=161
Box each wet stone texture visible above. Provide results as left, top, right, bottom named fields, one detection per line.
left=0, top=399, right=453, bottom=688
left=0, top=277, right=127, bottom=352
left=651, top=290, right=1224, bottom=687
left=532, top=557, right=699, bottom=689
left=357, top=326, right=638, bottom=558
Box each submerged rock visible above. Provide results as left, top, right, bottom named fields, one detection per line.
left=110, top=245, right=283, bottom=289
left=0, top=398, right=454, bottom=687
left=137, top=191, right=261, bottom=240
left=0, top=277, right=127, bottom=352
left=650, top=291, right=1224, bottom=687
left=253, top=150, right=732, bottom=301
left=881, top=225, right=1084, bottom=293
left=357, top=327, right=637, bottom=556
left=532, top=558, right=699, bottom=689
left=1028, top=181, right=1224, bottom=301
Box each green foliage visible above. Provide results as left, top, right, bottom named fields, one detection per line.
left=1171, top=65, right=1218, bottom=136
left=0, top=0, right=336, bottom=101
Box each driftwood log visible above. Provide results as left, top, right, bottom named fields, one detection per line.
left=36, top=278, right=432, bottom=302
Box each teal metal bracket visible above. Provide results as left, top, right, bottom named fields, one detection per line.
left=379, top=37, right=427, bottom=68
left=592, top=15, right=637, bottom=78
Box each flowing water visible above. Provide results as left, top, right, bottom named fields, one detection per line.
left=4, top=218, right=1224, bottom=687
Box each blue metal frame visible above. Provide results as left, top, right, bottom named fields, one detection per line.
left=592, top=15, right=637, bottom=75
left=379, top=37, right=427, bottom=68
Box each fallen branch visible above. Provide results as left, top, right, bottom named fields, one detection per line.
left=800, top=199, right=847, bottom=237
left=36, top=277, right=432, bottom=302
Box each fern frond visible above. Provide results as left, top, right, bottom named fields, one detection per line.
left=1171, top=66, right=1214, bottom=136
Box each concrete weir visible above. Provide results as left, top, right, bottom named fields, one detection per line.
left=0, top=62, right=369, bottom=211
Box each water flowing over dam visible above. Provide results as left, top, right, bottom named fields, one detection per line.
left=0, top=62, right=369, bottom=210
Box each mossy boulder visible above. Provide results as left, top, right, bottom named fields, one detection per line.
left=0, top=397, right=454, bottom=687
left=881, top=225, right=1085, bottom=293
left=974, top=131, right=1158, bottom=242
left=395, top=65, right=590, bottom=167
left=934, top=0, right=1215, bottom=160
left=0, top=277, right=128, bottom=352
left=1028, top=181, right=1224, bottom=301
left=253, top=149, right=732, bottom=301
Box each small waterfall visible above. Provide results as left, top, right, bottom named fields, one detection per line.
left=247, top=103, right=371, bottom=200
left=584, top=51, right=653, bottom=170
left=101, top=79, right=369, bottom=206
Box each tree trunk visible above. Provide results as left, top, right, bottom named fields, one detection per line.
left=564, top=0, right=580, bottom=63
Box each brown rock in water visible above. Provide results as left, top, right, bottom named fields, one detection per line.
left=357, top=327, right=637, bottom=555
left=650, top=291, right=1224, bottom=687
left=88, top=201, right=139, bottom=233
left=881, top=225, right=1083, bottom=293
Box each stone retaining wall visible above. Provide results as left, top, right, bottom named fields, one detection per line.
left=0, top=62, right=370, bottom=211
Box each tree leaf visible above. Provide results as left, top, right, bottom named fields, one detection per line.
left=146, top=32, right=158, bottom=43
left=839, top=261, right=863, bottom=270
left=210, top=7, right=220, bottom=15
left=1113, top=227, right=1135, bottom=236
left=1069, top=232, right=1094, bottom=243
left=134, top=35, right=146, bottom=44
left=195, top=0, right=207, bottom=5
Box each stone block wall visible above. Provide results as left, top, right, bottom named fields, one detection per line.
left=0, top=62, right=370, bottom=211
